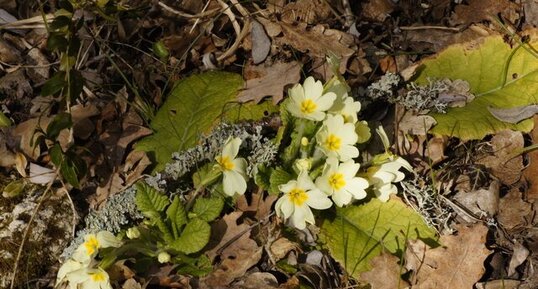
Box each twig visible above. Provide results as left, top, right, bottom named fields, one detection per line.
left=217, top=0, right=242, bottom=37
left=157, top=1, right=219, bottom=19
left=341, top=0, right=355, bottom=27
left=399, top=25, right=462, bottom=32
left=190, top=0, right=212, bottom=34
left=217, top=18, right=251, bottom=62
left=229, top=0, right=250, bottom=18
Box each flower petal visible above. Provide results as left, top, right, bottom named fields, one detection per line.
left=96, top=231, right=122, bottom=248
left=303, top=77, right=322, bottom=100
left=305, top=189, right=333, bottom=209
left=338, top=145, right=359, bottom=162
left=316, top=92, right=336, bottom=111
left=276, top=196, right=294, bottom=219
left=345, top=178, right=368, bottom=200
left=332, top=190, right=352, bottom=207
left=223, top=170, right=247, bottom=196
left=222, top=137, right=241, bottom=158
left=290, top=205, right=308, bottom=229
left=232, top=158, right=247, bottom=177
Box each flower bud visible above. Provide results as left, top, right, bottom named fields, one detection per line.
left=126, top=227, right=140, bottom=239
left=294, top=158, right=312, bottom=173
left=301, top=137, right=309, bottom=146
left=158, top=252, right=171, bottom=263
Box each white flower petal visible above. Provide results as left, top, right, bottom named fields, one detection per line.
left=57, top=260, right=84, bottom=285
left=345, top=178, right=368, bottom=200
left=232, top=158, right=247, bottom=177
left=303, top=77, right=322, bottom=100
left=305, top=189, right=333, bottom=209
left=316, top=92, right=336, bottom=111
left=338, top=145, right=359, bottom=161
left=222, top=137, right=241, bottom=158
left=289, top=83, right=305, bottom=102
left=276, top=195, right=294, bottom=219
left=332, top=190, right=352, bottom=207
left=339, top=160, right=360, bottom=178
left=279, top=180, right=297, bottom=193
left=315, top=175, right=332, bottom=195
left=96, top=231, right=122, bottom=248
left=290, top=205, right=308, bottom=230
left=223, top=170, right=247, bottom=196
left=29, top=163, right=56, bottom=185
left=287, top=101, right=303, bottom=118
left=303, top=205, right=316, bottom=226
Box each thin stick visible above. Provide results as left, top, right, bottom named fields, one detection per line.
left=399, top=25, right=462, bottom=32
left=217, top=18, right=250, bottom=62
left=230, top=0, right=250, bottom=17
left=157, top=1, right=219, bottom=19
left=218, top=0, right=242, bottom=37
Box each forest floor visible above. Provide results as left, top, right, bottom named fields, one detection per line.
left=1, top=0, right=538, bottom=289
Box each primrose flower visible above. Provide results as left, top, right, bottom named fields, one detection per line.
left=287, top=76, right=336, bottom=121
left=72, top=231, right=122, bottom=262
left=316, top=114, right=359, bottom=161
left=215, top=137, right=248, bottom=196
left=66, top=267, right=113, bottom=289
left=56, top=259, right=86, bottom=287
left=367, top=157, right=412, bottom=202
left=316, top=158, right=369, bottom=207
left=275, top=172, right=333, bottom=230
left=332, top=97, right=361, bottom=124
left=158, top=251, right=171, bottom=263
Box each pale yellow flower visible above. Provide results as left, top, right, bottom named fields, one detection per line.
left=56, top=259, right=86, bottom=288
left=316, top=158, right=369, bottom=207
left=287, top=77, right=336, bottom=121
left=316, top=114, right=359, bottom=161
left=275, top=172, right=333, bottom=230
left=332, top=97, right=361, bottom=124
left=158, top=251, right=171, bottom=263
left=66, top=267, right=113, bottom=289
left=72, top=231, right=122, bottom=262
left=216, top=137, right=248, bottom=196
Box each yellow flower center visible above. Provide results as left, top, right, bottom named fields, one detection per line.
left=300, top=99, right=317, bottom=114
left=217, top=156, right=235, bottom=171
left=89, top=271, right=107, bottom=282
left=288, top=188, right=308, bottom=206
left=83, top=235, right=99, bottom=256
left=325, top=134, right=341, bottom=151
left=328, top=173, right=346, bottom=191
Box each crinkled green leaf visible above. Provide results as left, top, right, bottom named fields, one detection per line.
left=170, top=218, right=211, bottom=254
left=320, top=198, right=437, bottom=278
left=135, top=182, right=173, bottom=242
left=0, top=111, right=11, bottom=127
left=269, top=167, right=293, bottom=195
left=135, top=182, right=170, bottom=214
left=136, top=71, right=243, bottom=171
left=166, top=196, right=187, bottom=239
left=191, top=197, right=224, bottom=222
left=417, top=34, right=538, bottom=139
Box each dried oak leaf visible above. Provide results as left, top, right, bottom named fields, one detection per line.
left=280, top=0, right=332, bottom=24
left=236, top=190, right=277, bottom=220
left=450, top=0, right=518, bottom=26
left=498, top=187, right=532, bottom=230
left=201, top=212, right=262, bottom=287
left=523, top=115, right=538, bottom=199
left=476, top=130, right=524, bottom=186
left=359, top=252, right=410, bottom=289
left=237, top=61, right=301, bottom=104
left=405, top=223, right=491, bottom=289
left=277, top=22, right=355, bottom=59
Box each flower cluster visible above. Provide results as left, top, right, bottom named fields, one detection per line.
left=56, top=231, right=122, bottom=289
left=276, top=77, right=410, bottom=229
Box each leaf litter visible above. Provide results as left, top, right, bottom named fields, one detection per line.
left=3, top=0, right=538, bottom=288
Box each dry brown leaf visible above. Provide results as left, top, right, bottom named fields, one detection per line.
left=522, top=115, right=538, bottom=199
left=201, top=212, right=262, bottom=287
left=280, top=0, right=332, bottom=24
left=405, top=24, right=494, bottom=51
left=233, top=272, right=279, bottom=289
left=361, top=0, right=395, bottom=22
left=453, top=180, right=499, bottom=221
left=498, top=187, right=532, bottom=230
left=405, top=223, right=491, bottom=289
left=398, top=111, right=437, bottom=136
left=450, top=0, right=518, bottom=25
left=476, top=130, right=524, bottom=186
left=475, top=279, right=521, bottom=289
left=237, top=61, right=301, bottom=104
left=236, top=190, right=277, bottom=220
left=359, top=252, right=409, bottom=289
left=278, top=22, right=355, bottom=59
left=269, top=237, right=298, bottom=261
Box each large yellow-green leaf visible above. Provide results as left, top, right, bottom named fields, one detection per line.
left=136, top=71, right=242, bottom=171
left=417, top=33, right=538, bottom=140
left=320, top=198, right=437, bottom=278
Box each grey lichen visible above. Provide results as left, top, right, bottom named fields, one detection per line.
left=367, top=72, right=401, bottom=100
left=61, top=187, right=143, bottom=260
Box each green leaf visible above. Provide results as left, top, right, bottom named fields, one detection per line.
left=153, top=41, right=169, bottom=59
left=46, top=112, right=72, bottom=139
left=269, top=167, right=293, bottom=195
left=192, top=163, right=222, bottom=189
left=47, top=33, right=68, bottom=52
left=42, top=71, right=66, bottom=96
left=0, top=111, right=11, bottom=127
left=222, top=99, right=279, bottom=122
left=135, top=182, right=173, bottom=242
left=191, top=197, right=224, bottom=222
left=60, top=158, right=80, bottom=188
left=166, top=196, right=188, bottom=239
left=176, top=254, right=213, bottom=276
left=170, top=218, right=211, bottom=254
left=254, top=165, right=272, bottom=190
left=416, top=34, right=538, bottom=139
left=135, top=182, right=170, bottom=215
left=136, top=71, right=243, bottom=172
left=319, top=198, right=437, bottom=277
